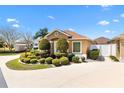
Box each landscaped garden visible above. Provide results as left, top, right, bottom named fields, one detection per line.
left=6, top=58, right=52, bottom=70
left=6, top=38, right=88, bottom=70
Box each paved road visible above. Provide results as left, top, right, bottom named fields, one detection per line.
left=0, top=68, right=7, bottom=88
left=0, top=55, right=20, bottom=88
left=1, top=55, right=124, bottom=88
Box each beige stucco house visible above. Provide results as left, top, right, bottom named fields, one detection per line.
left=44, top=29, right=92, bottom=58
left=111, top=34, right=124, bottom=61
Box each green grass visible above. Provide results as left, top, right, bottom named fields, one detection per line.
left=0, top=48, right=25, bottom=56
left=6, top=58, right=53, bottom=70
left=0, top=52, right=24, bottom=56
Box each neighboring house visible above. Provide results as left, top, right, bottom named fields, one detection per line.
left=33, top=37, right=41, bottom=49
left=14, top=42, right=27, bottom=52
left=44, top=29, right=92, bottom=58
left=93, top=37, right=110, bottom=44
left=111, top=34, right=124, bottom=61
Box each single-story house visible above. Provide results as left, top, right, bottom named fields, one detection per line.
left=93, top=37, right=110, bottom=44
left=111, top=34, right=124, bottom=61
left=44, top=29, right=92, bottom=58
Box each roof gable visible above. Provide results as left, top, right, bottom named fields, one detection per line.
left=64, top=30, right=89, bottom=39
left=94, top=37, right=110, bottom=44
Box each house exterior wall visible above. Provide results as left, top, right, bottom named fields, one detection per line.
left=120, top=39, right=124, bottom=61
left=45, top=30, right=91, bottom=58
left=68, top=39, right=91, bottom=54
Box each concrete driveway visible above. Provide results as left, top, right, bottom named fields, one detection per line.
left=1, top=55, right=124, bottom=88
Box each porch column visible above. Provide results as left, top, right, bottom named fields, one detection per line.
left=120, top=39, right=124, bottom=62
left=50, top=41, right=54, bottom=53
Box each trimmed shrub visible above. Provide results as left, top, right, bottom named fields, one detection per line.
left=56, top=38, right=69, bottom=53
left=52, top=59, right=61, bottom=66
left=27, top=55, right=36, bottom=59
left=72, top=56, right=80, bottom=63
left=36, top=56, right=41, bottom=59
left=109, top=55, right=119, bottom=62
left=23, top=58, right=30, bottom=63
left=81, top=56, right=85, bottom=62
left=20, top=53, right=27, bottom=58
left=54, top=52, right=67, bottom=58
left=30, top=59, right=38, bottom=64
left=68, top=53, right=75, bottom=61
left=45, top=57, right=53, bottom=64
left=39, top=39, right=50, bottom=50
left=34, top=51, right=40, bottom=56
left=89, top=49, right=99, bottom=60
left=20, top=57, right=25, bottom=62
left=61, top=53, right=68, bottom=57
left=40, top=50, right=49, bottom=58
left=60, top=57, right=69, bottom=65
left=54, top=52, right=62, bottom=58
left=39, top=58, right=45, bottom=64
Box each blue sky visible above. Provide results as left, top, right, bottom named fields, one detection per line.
left=0, top=5, right=124, bottom=39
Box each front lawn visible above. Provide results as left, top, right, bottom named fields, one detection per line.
left=0, top=52, right=18, bottom=56
left=0, top=48, right=21, bottom=56
left=6, top=58, right=53, bottom=70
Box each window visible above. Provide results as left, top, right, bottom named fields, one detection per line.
left=72, top=41, right=81, bottom=53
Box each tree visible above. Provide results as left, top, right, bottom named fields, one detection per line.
left=39, top=39, right=50, bottom=51
left=21, top=32, right=33, bottom=50
left=0, top=37, right=4, bottom=48
left=0, top=28, right=21, bottom=51
left=34, top=28, right=48, bottom=39
left=56, top=38, right=69, bottom=53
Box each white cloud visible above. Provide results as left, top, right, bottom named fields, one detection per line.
left=104, top=30, right=115, bottom=33
left=120, top=13, right=124, bottom=18
left=68, top=28, right=75, bottom=31
left=48, top=16, right=55, bottom=20
left=105, top=30, right=111, bottom=33
left=7, top=18, right=18, bottom=23
left=101, top=5, right=112, bottom=8
left=101, top=5, right=112, bottom=11
left=113, top=19, right=119, bottom=23
left=12, top=24, right=20, bottom=28
left=98, top=20, right=110, bottom=26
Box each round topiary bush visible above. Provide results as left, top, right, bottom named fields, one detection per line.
left=68, top=53, right=75, bottom=61
left=39, top=39, right=50, bottom=50
left=81, top=56, right=85, bottom=62
left=60, top=57, right=69, bottom=65
left=72, top=56, right=80, bottom=63
left=39, top=58, right=45, bottom=64
left=89, top=49, right=99, bottom=60
left=56, top=38, right=69, bottom=53
left=45, top=57, right=53, bottom=64
left=52, top=59, right=61, bottom=66
left=30, top=59, right=38, bottom=64
left=23, top=58, right=30, bottom=63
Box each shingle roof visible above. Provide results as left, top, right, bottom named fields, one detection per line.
left=94, top=37, right=110, bottom=44
left=64, top=30, right=89, bottom=39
